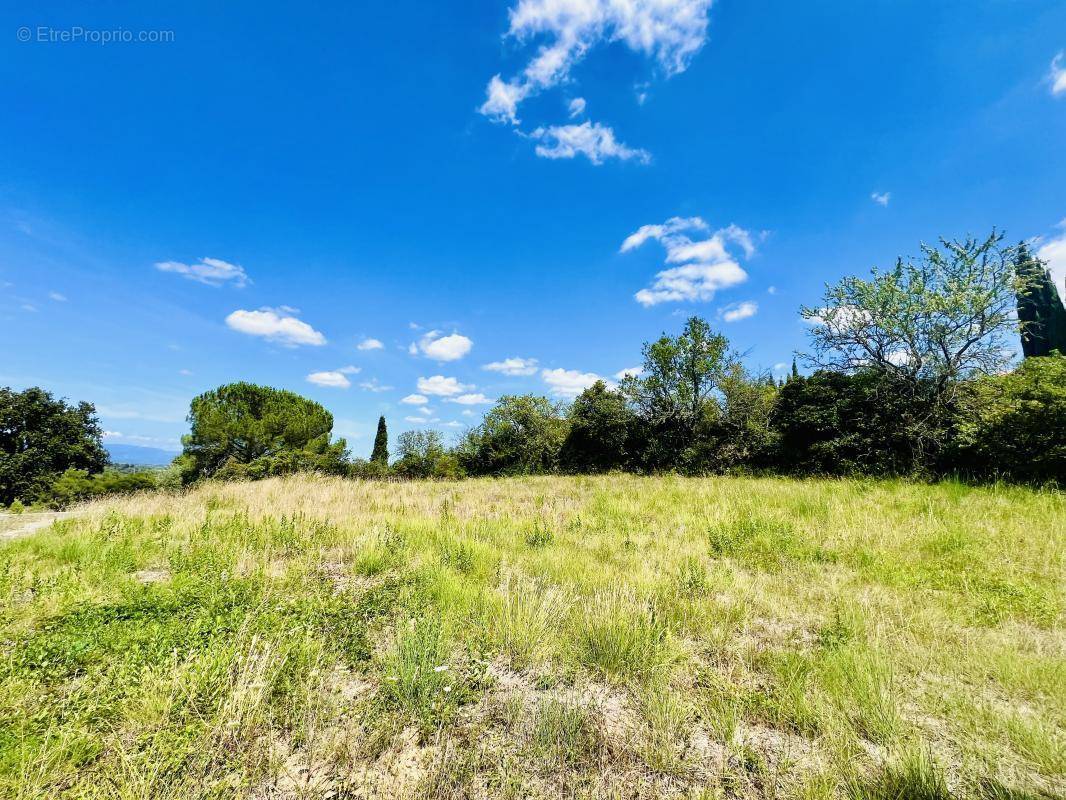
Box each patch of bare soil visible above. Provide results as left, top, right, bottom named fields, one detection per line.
left=0, top=512, right=76, bottom=541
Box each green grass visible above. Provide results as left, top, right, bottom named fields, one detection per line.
left=0, top=474, right=1062, bottom=798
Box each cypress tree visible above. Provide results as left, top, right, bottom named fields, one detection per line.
left=1016, top=242, right=1066, bottom=357
left=791, top=359, right=800, bottom=381
left=371, top=416, right=389, bottom=464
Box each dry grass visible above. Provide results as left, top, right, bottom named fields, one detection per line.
left=0, top=474, right=1062, bottom=799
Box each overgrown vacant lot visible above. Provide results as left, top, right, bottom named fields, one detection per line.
left=1, top=476, right=1063, bottom=799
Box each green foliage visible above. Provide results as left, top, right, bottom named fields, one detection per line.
left=179, top=382, right=349, bottom=482
left=560, top=380, right=638, bottom=473
left=393, top=429, right=461, bottom=479
left=0, top=387, right=108, bottom=505
left=1015, top=242, right=1066, bottom=359
left=371, top=415, right=389, bottom=464
left=691, top=364, right=779, bottom=472
left=802, top=232, right=1021, bottom=387
left=949, top=355, right=1066, bottom=484
left=621, top=316, right=736, bottom=470
left=457, top=394, right=568, bottom=476
left=772, top=370, right=950, bottom=476
left=37, top=468, right=158, bottom=509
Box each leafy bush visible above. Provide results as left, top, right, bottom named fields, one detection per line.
left=457, top=395, right=568, bottom=476
left=38, top=468, right=158, bottom=509
left=771, top=370, right=953, bottom=476
left=393, top=430, right=462, bottom=479
left=560, top=380, right=639, bottom=473
left=948, top=354, right=1066, bottom=484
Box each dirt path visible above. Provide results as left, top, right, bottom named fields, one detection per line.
left=0, top=512, right=77, bottom=542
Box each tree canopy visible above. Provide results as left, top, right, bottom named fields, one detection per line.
left=178, top=382, right=348, bottom=481
left=1016, top=242, right=1066, bottom=358
left=802, top=232, right=1021, bottom=392
left=371, top=416, right=389, bottom=464
left=0, top=387, right=108, bottom=505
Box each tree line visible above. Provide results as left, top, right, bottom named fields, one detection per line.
left=2, top=231, right=1064, bottom=507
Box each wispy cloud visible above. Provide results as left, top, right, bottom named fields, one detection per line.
left=1051, top=52, right=1066, bottom=97
left=479, top=0, right=712, bottom=125
left=402, top=393, right=429, bottom=405
left=568, top=97, right=586, bottom=118
left=530, top=122, right=650, bottom=165
left=1036, top=219, right=1066, bottom=295
left=225, top=307, right=326, bottom=347
left=621, top=217, right=755, bottom=306
left=483, top=357, right=539, bottom=376
left=359, top=378, right=394, bottom=392
left=357, top=337, right=384, bottom=351
left=156, top=257, right=249, bottom=287
left=871, top=191, right=891, bottom=207
left=410, top=330, right=473, bottom=361
left=48, top=291, right=67, bottom=302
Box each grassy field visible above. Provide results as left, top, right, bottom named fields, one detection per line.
left=0, top=475, right=1062, bottom=799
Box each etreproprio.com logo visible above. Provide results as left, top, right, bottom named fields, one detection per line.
left=17, top=26, right=175, bottom=44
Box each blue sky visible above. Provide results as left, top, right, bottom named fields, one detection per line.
left=3, top=1, right=1065, bottom=457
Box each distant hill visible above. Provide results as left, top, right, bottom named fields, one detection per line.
left=105, top=444, right=179, bottom=467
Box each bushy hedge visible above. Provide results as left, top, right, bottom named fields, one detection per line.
left=37, top=468, right=162, bottom=509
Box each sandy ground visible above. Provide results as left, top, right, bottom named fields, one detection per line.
left=0, top=512, right=76, bottom=541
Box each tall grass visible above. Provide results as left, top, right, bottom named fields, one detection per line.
left=0, top=473, right=1060, bottom=798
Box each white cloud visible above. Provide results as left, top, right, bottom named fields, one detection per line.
left=542, top=368, right=605, bottom=398
left=720, top=301, right=758, bottom=322
left=1036, top=219, right=1066, bottom=295
left=156, top=257, right=249, bottom=287
left=357, top=337, right=384, bottom=351
left=405, top=415, right=441, bottom=424
left=411, top=330, right=473, bottom=361
left=225, top=308, right=326, bottom=347
left=773, top=362, right=788, bottom=372
left=871, top=191, right=891, bottom=207
left=444, top=421, right=464, bottom=428
left=635, top=262, right=748, bottom=307
left=614, top=366, right=643, bottom=379
left=178, top=369, right=193, bottom=376
left=568, top=97, right=586, bottom=117
left=417, top=375, right=472, bottom=396
left=402, top=393, right=429, bottom=405
left=359, top=378, right=394, bottom=392
left=481, top=75, right=529, bottom=124
left=622, top=216, right=755, bottom=306
left=1051, top=53, right=1066, bottom=97
left=530, top=122, right=651, bottom=165
left=483, top=357, right=539, bottom=376
left=767, top=285, right=777, bottom=295
left=48, top=291, right=67, bottom=302
left=804, top=305, right=873, bottom=333
left=461, top=409, right=475, bottom=417
left=479, top=0, right=712, bottom=124
left=307, top=370, right=353, bottom=388
left=447, top=393, right=493, bottom=405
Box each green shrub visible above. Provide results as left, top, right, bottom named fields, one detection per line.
left=948, top=355, right=1066, bottom=484
left=37, top=468, right=157, bottom=509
